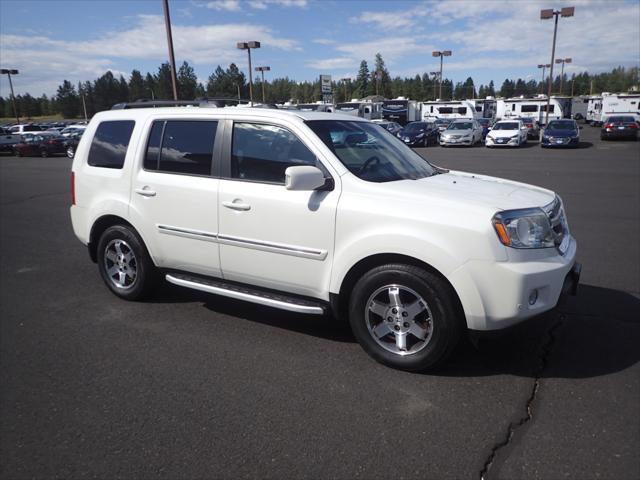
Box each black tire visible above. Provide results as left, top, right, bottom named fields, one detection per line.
left=348, top=264, right=462, bottom=371
left=13, top=149, right=21, bottom=157
left=97, top=225, right=159, bottom=301
left=600, top=134, right=606, bottom=141
left=40, top=149, right=48, bottom=158
left=66, top=146, right=75, bottom=158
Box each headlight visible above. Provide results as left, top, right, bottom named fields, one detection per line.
left=492, top=208, right=554, bottom=248
left=510, top=134, right=519, bottom=140
left=416, top=133, right=424, bottom=138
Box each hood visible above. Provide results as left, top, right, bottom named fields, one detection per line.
left=544, top=128, right=578, bottom=137
left=401, top=129, right=426, bottom=139
left=379, top=171, right=555, bottom=212
left=442, top=129, right=472, bottom=136
left=488, top=129, right=519, bottom=139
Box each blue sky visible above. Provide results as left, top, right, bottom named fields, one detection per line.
left=1, top=0, right=639, bottom=97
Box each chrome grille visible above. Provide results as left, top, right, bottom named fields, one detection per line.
left=544, top=196, right=570, bottom=254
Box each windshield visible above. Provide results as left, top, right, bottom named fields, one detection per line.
left=404, top=122, right=427, bottom=132
left=493, top=122, right=519, bottom=130
left=448, top=122, right=472, bottom=130
left=306, top=120, right=436, bottom=182
left=547, top=121, right=576, bottom=130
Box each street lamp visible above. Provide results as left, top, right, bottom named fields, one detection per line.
left=430, top=71, right=440, bottom=100
left=432, top=50, right=452, bottom=100
left=555, top=58, right=572, bottom=95
left=537, top=64, right=551, bottom=94
left=162, top=0, right=179, bottom=100
left=255, top=66, right=270, bottom=103
left=1, top=68, right=20, bottom=124
left=340, top=77, right=351, bottom=102
left=237, top=41, right=261, bottom=106
left=540, top=6, right=574, bottom=124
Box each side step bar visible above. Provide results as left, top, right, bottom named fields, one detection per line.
left=165, top=273, right=326, bottom=315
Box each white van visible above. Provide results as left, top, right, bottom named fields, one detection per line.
left=496, top=97, right=564, bottom=124
left=421, top=100, right=477, bottom=121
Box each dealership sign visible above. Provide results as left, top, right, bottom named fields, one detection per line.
left=320, top=75, right=332, bottom=94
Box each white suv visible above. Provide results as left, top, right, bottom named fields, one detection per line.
left=70, top=104, right=580, bottom=371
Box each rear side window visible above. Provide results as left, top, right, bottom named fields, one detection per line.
left=24, top=125, right=42, bottom=132
left=231, top=123, right=317, bottom=184
left=88, top=121, right=135, bottom=169
left=144, top=120, right=217, bottom=176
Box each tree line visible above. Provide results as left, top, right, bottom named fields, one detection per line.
left=0, top=54, right=637, bottom=120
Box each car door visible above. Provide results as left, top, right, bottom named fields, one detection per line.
left=217, top=120, right=339, bottom=300
left=129, top=118, right=223, bottom=277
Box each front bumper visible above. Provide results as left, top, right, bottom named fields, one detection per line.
left=448, top=236, right=579, bottom=331
left=440, top=137, right=473, bottom=146
left=400, top=137, right=426, bottom=147
left=541, top=136, right=579, bottom=147
left=485, top=137, right=519, bottom=147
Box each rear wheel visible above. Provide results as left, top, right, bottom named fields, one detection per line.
left=97, top=225, right=159, bottom=301
left=13, top=149, right=21, bottom=157
left=66, top=146, right=75, bottom=158
left=348, top=264, right=462, bottom=371
left=40, top=149, right=48, bottom=158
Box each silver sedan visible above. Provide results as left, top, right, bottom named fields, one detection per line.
left=439, top=120, right=484, bottom=147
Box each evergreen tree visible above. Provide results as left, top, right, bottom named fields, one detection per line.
left=177, top=61, right=198, bottom=100
left=56, top=80, right=79, bottom=118
left=155, top=63, right=174, bottom=99
left=354, top=60, right=370, bottom=99
left=128, top=70, right=146, bottom=101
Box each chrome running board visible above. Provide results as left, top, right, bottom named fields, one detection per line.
left=165, top=273, right=325, bottom=315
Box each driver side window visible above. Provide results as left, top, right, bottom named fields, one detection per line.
left=231, top=123, right=318, bottom=184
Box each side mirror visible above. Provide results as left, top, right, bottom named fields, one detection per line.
left=285, top=165, right=327, bottom=191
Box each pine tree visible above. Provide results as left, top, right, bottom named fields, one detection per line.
left=128, top=70, right=146, bottom=101
left=354, top=60, right=369, bottom=99
left=56, top=80, right=79, bottom=118
left=177, top=61, right=198, bottom=100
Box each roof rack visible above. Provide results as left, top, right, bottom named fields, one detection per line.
left=111, top=97, right=252, bottom=110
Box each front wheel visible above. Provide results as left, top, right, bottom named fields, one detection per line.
left=40, top=149, right=49, bottom=158
left=97, top=225, right=159, bottom=301
left=66, top=146, right=75, bottom=158
left=348, top=264, right=462, bottom=371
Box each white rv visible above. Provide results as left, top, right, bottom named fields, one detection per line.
left=467, top=98, right=497, bottom=120
left=571, top=96, right=591, bottom=120
left=495, top=96, right=564, bottom=124
left=334, top=100, right=382, bottom=120
left=381, top=97, right=420, bottom=126
left=586, top=96, right=602, bottom=125
left=421, top=100, right=477, bottom=121
left=296, top=102, right=334, bottom=113
left=599, top=93, right=640, bottom=124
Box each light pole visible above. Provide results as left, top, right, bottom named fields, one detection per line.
left=541, top=6, right=574, bottom=125
left=432, top=50, right=452, bottom=100
left=430, top=71, right=440, bottom=100
left=237, top=41, right=260, bottom=106
left=340, top=77, right=350, bottom=101
left=375, top=71, right=382, bottom=96
left=555, top=57, right=572, bottom=95
left=255, top=66, right=270, bottom=103
left=162, top=0, right=179, bottom=100
left=1, top=68, right=20, bottom=124
left=537, top=64, right=551, bottom=94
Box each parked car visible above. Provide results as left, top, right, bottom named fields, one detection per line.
left=397, top=121, right=439, bottom=147
left=477, top=118, right=492, bottom=139
left=541, top=119, right=581, bottom=148
left=485, top=120, right=528, bottom=147
left=13, top=132, right=67, bottom=157
left=61, top=125, right=87, bottom=137
left=71, top=105, right=579, bottom=371
left=600, top=116, right=639, bottom=141
left=515, top=117, right=540, bottom=140
left=8, top=124, right=43, bottom=135
left=433, top=118, right=451, bottom=133
left=439, top=119, right=484, bottom=147
left=64, top=131, right=84, bottom=158
left=0, top=127, right=21, bottom=153
left=373, top=120, right=403, bottom=136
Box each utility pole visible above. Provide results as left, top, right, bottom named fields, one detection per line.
left=556, top=58, right=572, bottom=95
left=538, top=64, right=550, bottom=94
left=81, top=93, right=88, bottom=122
left=255, top=66, right=270, bottom=103
left=237, top=41, right=261, bottom=106
left=162, top=0, right=179, bottom=100
left=1, top=69, right=20, bottom=124
left=432, top=50, right=452, bottom=100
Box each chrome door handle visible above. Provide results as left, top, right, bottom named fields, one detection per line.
left=222, top=200, right=251, bottom=211
left=135, top=187, right=156, bottom=197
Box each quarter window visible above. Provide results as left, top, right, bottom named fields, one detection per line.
left=231, top=123, right=317, bottom=184
left=88, top=120, right=135, bottom=169
left=144, top=120, right=217, bottom=176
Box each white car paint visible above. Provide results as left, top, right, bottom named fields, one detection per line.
left=71, top=107, right=577, bottom=332
left=485, top=120, right=528, bottom=147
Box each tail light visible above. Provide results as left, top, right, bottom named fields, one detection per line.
left=627, top=123, right=638, bottom=129
left=604, top=123, right=614, bottom=129
left=71, top=172, right=75, bottom=206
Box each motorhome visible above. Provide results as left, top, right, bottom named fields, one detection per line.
left=586, top=96, right=602, bottom=124
left=334, top=100, right=383, bottom=120
left=599, top=93, right=640, bottom=124
left=495, top=96, right=564, bottom=124
left=381, top=98, right=420, bottom=125
left=468, top=98, right=497, bottom=120
left=421, top=100, right=477, bottom=121
left=553, top=96, right=573, bottom=119
left=571, top=96, right=591, bottom=120
left=295, top=102, right=334, bottom=113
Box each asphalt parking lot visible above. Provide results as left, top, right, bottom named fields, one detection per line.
left=1, top=125, right=638, bottom=480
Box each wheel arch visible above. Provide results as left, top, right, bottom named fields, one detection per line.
left=330, top=253, right=466, bottom=325
left=88, top=215, right=150, bottom=264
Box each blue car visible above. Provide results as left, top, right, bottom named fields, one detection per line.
left=541, top=119, right=581, bottom=148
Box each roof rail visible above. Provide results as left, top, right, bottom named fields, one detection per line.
left=111, top=97, right=252, bottom=110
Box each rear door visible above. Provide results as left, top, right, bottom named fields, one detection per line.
left=129, top=118, right=222, bottom=277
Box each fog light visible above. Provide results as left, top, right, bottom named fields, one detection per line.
left=528, top=289, right=539, bottom=305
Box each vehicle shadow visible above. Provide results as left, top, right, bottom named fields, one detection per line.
left=152, top=283, right=639, bottom=376
left=576, top=141, right=594, bottom=149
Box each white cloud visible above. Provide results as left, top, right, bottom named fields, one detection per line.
left=312, top=38, right=336, bottom=45
left=206, top=0, right=241, bottom=11
left=248, top=0, right=307, bottom=9
left=0, top=14, right=299, bottom=96
left=351, top=4, right=429, bottom=30
left=306, top=57, right=354, bottom=70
